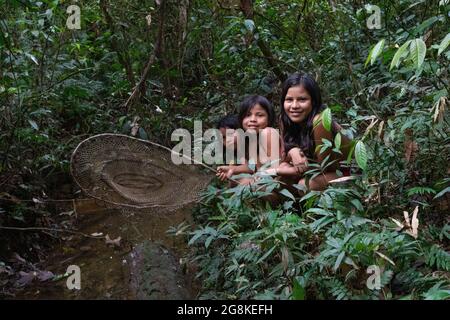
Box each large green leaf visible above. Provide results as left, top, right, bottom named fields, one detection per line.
left=390, top=40, right=411, bottom=70
left=365, top=39, right=385, bottom=67
left=409, top=38, right=427, bottom=70
left=322, top=108, right=332, bottom=132
left=438, top=33, right=450, bottom=56
left=355, top=140, right=368, bottom=170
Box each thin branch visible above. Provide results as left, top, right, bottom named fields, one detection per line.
left=124, top=0, right=166, bottom=111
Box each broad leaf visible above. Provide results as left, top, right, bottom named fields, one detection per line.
left=409, top=38, right=427, bottom=70
left=355, top=140, right=368, bottom=170
left=365, top=39, right=385, bottom=67
left=437, top=33, right=450, bottom=56
left=322, top=108, right=332, bottom=132
left=390, top=40, right=411, bottom=70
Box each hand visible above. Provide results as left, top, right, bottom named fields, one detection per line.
left=216, top=166, right=235, bottom=182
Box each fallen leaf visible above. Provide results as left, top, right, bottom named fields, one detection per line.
left=403, top=211, right=411, bottom=229
left=16, top=271, right=36, bottom=287
left=59, top=210, right=74, bottom=216
left=406, top=206, right=419, bottom=239
left=36, top=270, right=54, bottom=282
left=91, top=232, right=103, bottom=237
left=105, top=234, right=122, bottom=248
left=377, top=120, right=384, bottom=140
left=391, top=218, right=404, bottom=231
left=404, top=129, right=418, bottom=163
left=329, top=176, right=357, bottom=184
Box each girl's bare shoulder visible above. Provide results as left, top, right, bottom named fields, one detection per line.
left=260, top=127, right=280, bottom=136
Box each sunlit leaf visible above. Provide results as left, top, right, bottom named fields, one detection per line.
left=355, top=141, right=368, bottom=170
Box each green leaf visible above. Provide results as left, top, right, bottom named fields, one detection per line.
left=434, top=186, right=450, bottom=199
left=279, top=189, right=296, bottom=201
left=256, top=245, right=276, bottom=264
left=205, top=236, right=214, bottom=249
left=414, top=16, right=441, bottom=35
left=390, top=40, right=411, bottom=70
left=25, top=52, right=39, bottom=65
left=138, top=127, right=149, bottom=140
left=366, top=39, right=385, bottom=67
left=437, top=33, right=450, bottom=56
left=334, top=251, right=346, bottom=271
left=322, top=108, right=332, bottom=132
left=28, top=120, right=39, bottom=130
left=355, top=140, right=368, bottom=170
left=409, top=38, right=427, bottom=70
left=334, top=132, right=342, bottom=150
left=244, top=19, right=255, bottom=32
left=292, top=278, right=306, bottom=300
left=423, top=281, right=450, bottom=300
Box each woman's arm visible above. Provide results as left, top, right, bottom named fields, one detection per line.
left=312, top=114, right=352, bottom=170
left=312, top=114, right=334, bottom=164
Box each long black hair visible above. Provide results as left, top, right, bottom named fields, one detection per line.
left=238, top=95, right=275, bottom=129
left=280, top=72, right=325, bottom=158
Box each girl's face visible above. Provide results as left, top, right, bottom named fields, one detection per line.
left=242, top=104, right=269, bottom=131
left=283, top=85, right=313, bottom=123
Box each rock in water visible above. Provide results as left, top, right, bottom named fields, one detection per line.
left=128, top=241, right=191, bottom=300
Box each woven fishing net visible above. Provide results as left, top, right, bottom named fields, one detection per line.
left=70, top=134, right=212, bottom=214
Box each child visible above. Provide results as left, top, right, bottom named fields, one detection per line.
left=216, top=114, right=239, bottom=165
left=216, top=95, right=281, bottom=184
left=264, top=72, right=352, bottom=192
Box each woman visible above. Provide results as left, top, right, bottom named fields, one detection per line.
left=265, top=72, right=352, bottom=191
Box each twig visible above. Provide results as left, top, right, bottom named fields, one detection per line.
left=0, top=226, right=105, bottom=239
left=124, top=0, right=166, bottom=111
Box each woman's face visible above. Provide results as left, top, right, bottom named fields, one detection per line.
left=242, top=104, right=269, bottom=131
left=283, top=85, right=313, bottom=124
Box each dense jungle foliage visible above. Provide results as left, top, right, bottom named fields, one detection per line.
left=1, top=0, right=449, bottom=299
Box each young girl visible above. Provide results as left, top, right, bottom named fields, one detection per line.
left=217, top=114, right=239, bottom=165
left=216, top=95, right=280, bottom=184
left=264, top=72, right=352, bottom=191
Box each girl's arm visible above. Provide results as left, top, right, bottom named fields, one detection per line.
left=257, top=127, right=282, bottom=169
left=216, top=163, right=253, bottom=181
left=264, top=149, right=308, bottom=177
